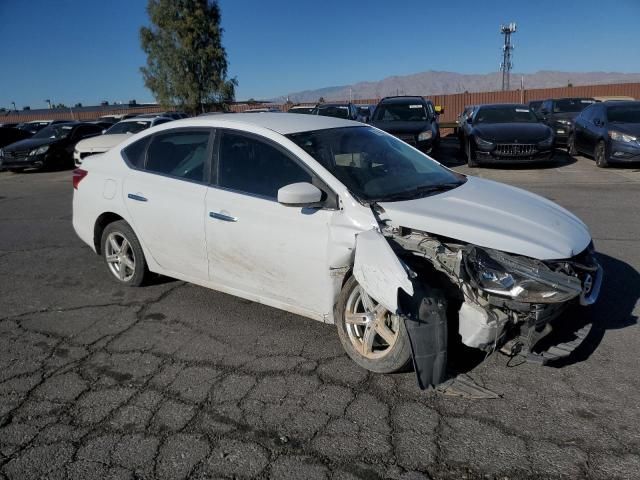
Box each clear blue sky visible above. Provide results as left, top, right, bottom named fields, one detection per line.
left=1, top=0, right=639, bottom=109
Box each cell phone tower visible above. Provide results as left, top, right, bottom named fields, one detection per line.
left=500, top=23, right=517, bottom=91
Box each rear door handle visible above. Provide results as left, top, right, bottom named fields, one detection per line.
left=128, top=193, right=148, bottom=202
left=209, top=211, right=237, bottom=222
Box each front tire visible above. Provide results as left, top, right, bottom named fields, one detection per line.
left=567, top=133, right=577, bottom=156
left=336, top=276, right=412, bottom=373
left=466, top=139, right=479, bottom=167
left=101, top=220, right=149, bottom=287
left=595, top=140, right=609, bottom=168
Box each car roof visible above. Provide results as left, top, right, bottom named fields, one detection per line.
left=379, top=96, right=427, bottom=104
left=171, top=112, right=362, bottom=134
left=476, top=103, right=530, bottom=109
left=121, top=117, right=155, bottom=123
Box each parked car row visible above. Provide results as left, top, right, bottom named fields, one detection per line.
left=0, top=112, right=186, bottom=171
left=287, top=96, right=444, bottom=154
left=455, top=97, right=639, bottom=168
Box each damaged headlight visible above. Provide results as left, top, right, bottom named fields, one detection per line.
left=465, top=247, right=582, bottom=304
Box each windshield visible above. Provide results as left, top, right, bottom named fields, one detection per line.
left=607, top=105, right=640, bottom=123
left=474, top=106, right=538, bottom=124
left=32, top=124, right=74, bottom=139
left=315, top=105, right=349, bottom=119
left=553, top=99, right=595, bottom=113
left=106, top=121, right=151, bottom=135
left=286, top=126, right=465, bottom=202
left=373, top=103, right=427, bottom=122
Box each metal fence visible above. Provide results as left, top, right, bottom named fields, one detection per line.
left=2, top=82, right=639, bottom=124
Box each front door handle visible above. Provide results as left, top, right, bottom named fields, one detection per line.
left=209, top=211, right=237, bottom=222
left=128, top=193, right=148, bottom=202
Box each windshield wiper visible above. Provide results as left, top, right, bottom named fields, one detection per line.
left=372, top=182, right=463, bottom=202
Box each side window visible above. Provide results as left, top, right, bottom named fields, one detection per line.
left=426, top=103, right=435, bottom=119
left=123, top=137, right=150, bottom=168
left=217, top=131, right=312, bottom=200
left=145, top=130, right=210, bottom=182
left=154, top=118, right=172, bottom=126
left=581, top=105, right=595, bottom=122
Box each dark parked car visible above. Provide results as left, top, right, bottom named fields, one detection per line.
left=569, top=101, right=640, bottom=167
left=313, top=103, right=359, bottom=120
left=356, top=105, right=375, bottom=122
left=369, top=96, right=441, bottom=153
left=459, top=104, right=554, bottom=167
left=1, top=122, right=103, bottom=171
left=0, top=122, right=19, bottom=128
left=538, top=98, right=596, bottom=145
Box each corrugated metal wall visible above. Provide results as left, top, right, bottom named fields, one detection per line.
left=3, top=82, right=639, bottom=124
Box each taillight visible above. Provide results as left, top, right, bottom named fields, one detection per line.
left=72, top=168, right=88, bottom=190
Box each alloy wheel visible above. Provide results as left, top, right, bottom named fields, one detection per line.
left=105, top=232, right=136, bottom=282
left=344, top=285, right=400, bottom=359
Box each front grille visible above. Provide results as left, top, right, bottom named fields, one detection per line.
left=495, top=144, right=537, bottom=156
left=394, top=134, right=417, bottom=146
left=4, top=149, right=30, bottom=161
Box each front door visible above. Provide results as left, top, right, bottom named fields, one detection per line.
left=204, top=129, right=336, bottom=317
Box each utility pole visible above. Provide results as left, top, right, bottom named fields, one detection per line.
left=500, top=22, right=516, bottom=91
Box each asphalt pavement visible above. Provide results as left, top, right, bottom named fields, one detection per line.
left=0, top=140, right=639, bottom=479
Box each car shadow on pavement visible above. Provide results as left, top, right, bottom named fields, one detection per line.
left=537, top=252, right=638, bottom=368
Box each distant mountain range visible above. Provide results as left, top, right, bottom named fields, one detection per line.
left=278, top=71, right=640, bottom=103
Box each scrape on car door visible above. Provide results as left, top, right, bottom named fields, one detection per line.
left=123, top=128, right=212, bottom=280
left=204, top=130, right=336, bottom=319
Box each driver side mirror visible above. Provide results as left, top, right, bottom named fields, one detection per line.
left=278, top=182, right=323, bottom=207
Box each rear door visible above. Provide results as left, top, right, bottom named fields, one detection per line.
left=204, top=129, right=337, bottom=317
left=123, top=127, right=213, bottom=280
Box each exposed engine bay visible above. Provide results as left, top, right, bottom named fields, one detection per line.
left=366, top=221, right=602, bottom=359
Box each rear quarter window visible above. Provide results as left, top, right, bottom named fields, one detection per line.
left=122, top=137, right=150, bottom=169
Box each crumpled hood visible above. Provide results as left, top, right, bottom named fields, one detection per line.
left=379, top=176, right=591, bottom=260
left=473, top=123, right=552, bottom=143
left=75, top=134, right=130, bottom=152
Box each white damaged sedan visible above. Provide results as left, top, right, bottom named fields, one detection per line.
left=72, top=113, right=601, bottom=387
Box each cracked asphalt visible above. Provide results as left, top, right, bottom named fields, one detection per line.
left=1, top=140, right=639, bottom=479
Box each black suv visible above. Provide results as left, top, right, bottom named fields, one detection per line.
left=369, top=96, right=440, bottom=153
left=538, top=98, right=596, bottom=146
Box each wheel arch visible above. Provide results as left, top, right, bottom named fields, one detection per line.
left=93, top=212, right=125, bottom=254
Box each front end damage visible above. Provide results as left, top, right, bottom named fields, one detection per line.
left=354, top=223, right=602, bottom=387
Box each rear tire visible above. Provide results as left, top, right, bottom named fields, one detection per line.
left=101, top=220, right=149, bottom=287
left=8, top=168, right=25, bottom=173
left=595, top=140, right=609, bottom=168
left=466, top=139, right=479, bottom=167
